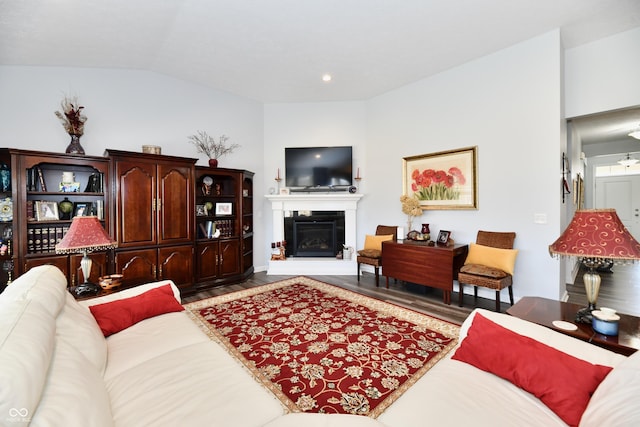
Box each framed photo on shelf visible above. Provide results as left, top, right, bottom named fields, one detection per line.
left=73, top=202, right=89, bottom=217
left=215, top=202, right=232, bottom=215
left=35, top=201, right=59, bottom=221
left=437, top=230, right=451, bottom=245
left=403, top=146, right=478, bottom=210
left=195, top=204, right=207, bottom=216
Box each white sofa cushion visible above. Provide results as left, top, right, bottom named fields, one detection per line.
left=0, top=265, right=67, bottom=317
left=580, top=349, right=640, bottom=426
left=101, top=311, right=209, bottom=381
left=30, top=338, right=113, bottom=427
left=106, top=340, right=284, bottom=427
left=0, top=299, right=56, bottom=425
left=56, top=292, right=108, bottom=374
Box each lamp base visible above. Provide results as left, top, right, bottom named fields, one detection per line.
left=71, top=282, right=101, bottom=298
left=575, top=306, right=594, bottom=324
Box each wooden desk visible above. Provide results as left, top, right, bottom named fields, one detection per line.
left=382, top=240, right=468, bottom=305
left=506, top=296, right=640, bottom=356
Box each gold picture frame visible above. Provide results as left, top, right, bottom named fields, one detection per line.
left=403, top=146, right=478, bottom=210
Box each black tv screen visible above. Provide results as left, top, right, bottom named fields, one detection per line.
left=285, top=146, right=352, bottom=188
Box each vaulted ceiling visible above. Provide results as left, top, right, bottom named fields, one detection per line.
left=1, top=0, right=639, bottom=104
left=1, top=1, right=639, bottom=145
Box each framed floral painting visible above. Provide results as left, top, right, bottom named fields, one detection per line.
left=403, top=146, right=478, bottom=210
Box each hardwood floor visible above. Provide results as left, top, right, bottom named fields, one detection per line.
left=182, top=271, right=513, bottom=325
left=567, top=262, right=640, bottom=317
left=184, top=262, right=640, bottom=323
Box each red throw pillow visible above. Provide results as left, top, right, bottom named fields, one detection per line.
left=452, top=313, right=612, bottom=427
left=89, top=284, right=184, bottom=337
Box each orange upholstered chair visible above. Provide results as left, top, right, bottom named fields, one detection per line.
left=357, top=225, right=398, bottom=287
left=457, top=230, right=517, bottom=312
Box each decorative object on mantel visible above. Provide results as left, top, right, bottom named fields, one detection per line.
left=354, top=167, right=362, bottom=181
left=400, top=194, right=423, bottom=238
left=275, top=168, right=282, bottom=182
left=187, top=130, right=239, bottom=168
left=55, top=95, right=87, bottom=155
left=549, top=209, right=640, bottom=323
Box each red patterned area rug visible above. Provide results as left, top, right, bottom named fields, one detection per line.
left=184, top=276, right=460, bottom=418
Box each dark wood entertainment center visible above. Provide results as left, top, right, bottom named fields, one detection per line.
left=382, top=240, right=468, bottom=304
left=0, top=148, right=254, bottom=295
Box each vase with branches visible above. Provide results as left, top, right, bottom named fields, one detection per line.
left=55, top=95, right=87, bottom=155
left=187, top=130, right=240, bottom=167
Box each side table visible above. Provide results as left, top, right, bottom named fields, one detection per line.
left=382, top=240, right=468, bottom=305
left=506, top=296, right=639, bottom=356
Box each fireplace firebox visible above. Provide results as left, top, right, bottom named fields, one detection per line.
left=285, top=211, right=345, bottom=257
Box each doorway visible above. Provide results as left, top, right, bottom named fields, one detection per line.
left=595, top=174, right=640, bottom=241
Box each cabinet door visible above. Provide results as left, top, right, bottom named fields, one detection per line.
left=219, top=239, right=240, bottom=278
left=115, top=161, right=156, bottom=247
left=195, top=242, right=219, bottom=281
left=114, top=248, right=157, bottom=286
left=157, top=164, right=193, bottom=245
left=158, top=245, right=193, bottom=290
left=70, top=252, right=108, bottom=288
left=24, top=255, right=69, bottom=281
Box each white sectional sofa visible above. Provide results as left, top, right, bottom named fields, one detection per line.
left=1, top=265, right=638, bottom=427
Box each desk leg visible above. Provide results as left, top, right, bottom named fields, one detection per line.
left=443, top=290, right=451, bottom=305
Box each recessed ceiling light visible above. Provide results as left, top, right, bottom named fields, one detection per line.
left=322, top=74, right=332, bottom=82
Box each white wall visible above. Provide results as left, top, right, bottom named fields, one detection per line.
left=0, top=65, right=268, bottom=267
left=565, top=27, right=640, bottom=118
left=366, top=31, right=564, bottom=302
left=264, top=31, right=565, bottom=302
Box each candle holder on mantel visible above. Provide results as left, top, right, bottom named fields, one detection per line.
left=275, top=168, right=282, bottom=183
left=354, top=167, right=362, bottom=181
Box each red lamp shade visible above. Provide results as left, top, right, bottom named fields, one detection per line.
left=55, top=216, right=117, bottom=254
left=549, top=209, right=640, bottom=260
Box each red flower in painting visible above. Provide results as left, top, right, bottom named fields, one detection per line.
left=448, top=167, right=466, bottom=185
left=432, top=170, right=446, bottom=183
left=409, top=165, right=466, bottom=201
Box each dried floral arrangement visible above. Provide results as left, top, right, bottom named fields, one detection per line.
left=54, top=96, right=87, bottom=136
left=187, top=131, right=240, bottom=159
left=400, top=194, right=423, bottom=232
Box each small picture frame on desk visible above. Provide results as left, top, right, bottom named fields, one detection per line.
left=437, top=230, right=451, bottom=246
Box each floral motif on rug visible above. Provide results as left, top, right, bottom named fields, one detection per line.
left=185, top=276, right=460, bottom=418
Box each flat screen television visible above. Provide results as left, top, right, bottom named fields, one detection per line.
left=285, top=146, right=352, bottom=189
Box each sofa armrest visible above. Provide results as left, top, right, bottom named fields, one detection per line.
left=79, top=280, right=181, bottom=308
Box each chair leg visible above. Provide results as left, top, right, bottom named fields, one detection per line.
left=508, top=285, right=514, bottom=306
left=495, top=290, right=501, bottom=312
left=474, top=286, right=478, bottom=300
left=374, top=266, right=380, bottom=287
left=458, top=282, right=464, bottom=307
left=357, top=262, right=361, bottom=282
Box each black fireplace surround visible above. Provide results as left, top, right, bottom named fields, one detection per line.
left=284, top=211, right=345, bottom=257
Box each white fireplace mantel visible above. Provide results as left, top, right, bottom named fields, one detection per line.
left=266, top=193, right=363, bottom=275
